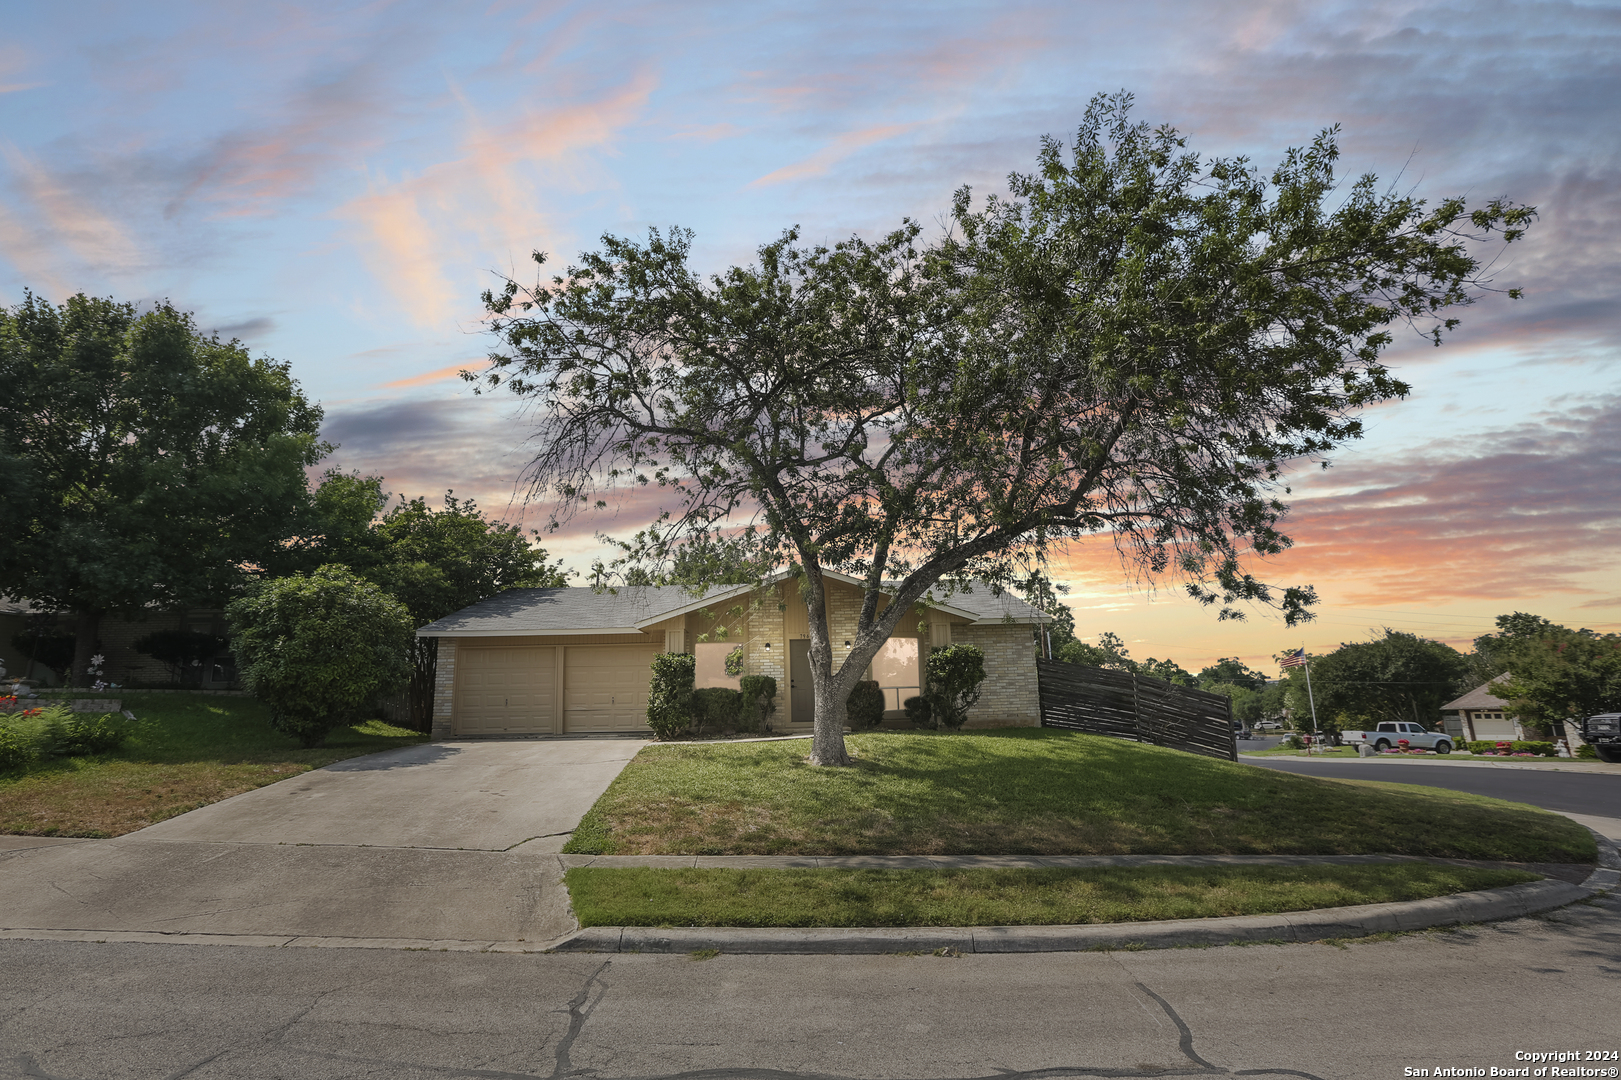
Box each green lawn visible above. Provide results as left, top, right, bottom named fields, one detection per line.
left=564, top=730, right=1596, bottom=863
left=563, top=864, right=1542, bottom=928
left=0, top=693, right=426, bottom=837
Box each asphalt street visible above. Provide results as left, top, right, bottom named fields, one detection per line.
left=1244, top=756, right=1621, bottom=818
left=3, top=889, right=1618, bottom=1080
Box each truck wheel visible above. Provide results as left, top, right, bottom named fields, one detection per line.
left=1374, top=739, right=1391, bottom=752
left=1596, top=745, right=1621, bottom=764
left=1435, top=741, right=1452, bottom=754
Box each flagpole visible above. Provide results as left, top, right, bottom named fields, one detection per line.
left=1303, top=658, right=1320, bottom=754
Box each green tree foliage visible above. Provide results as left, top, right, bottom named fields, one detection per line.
left=1203, top=682, right=1263, bottom=726
left=474, top=92, right=1531, bottom=765
left=1493, top=622, right=1621, bottom=736
left=1462, top=611, right=1561, bottom=688
left=283, top=473, right=567, bottom=730
left=0, top=293, right=326, bottom=685
left=1056, top=631, right=1136, bottom=670
left=1197, top=658, right=1267, bottom=691
left=1284, top=631, right=1468, bottom=736
left=225, top=565, right=414, bottom=748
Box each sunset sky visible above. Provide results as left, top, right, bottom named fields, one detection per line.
left=3, top=1, right=1617, bottom=676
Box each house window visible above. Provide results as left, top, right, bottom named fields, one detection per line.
left=694, top=642, right=743, bottom=689
left=873, top=638, right=921, bottom=712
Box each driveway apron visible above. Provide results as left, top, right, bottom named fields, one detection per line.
left=0, top=739, right=645, bottom=947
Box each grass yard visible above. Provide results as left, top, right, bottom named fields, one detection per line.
left=564, top=730, right=1596, bottom=863
left=563, top=863, right=1543, bottom=928
left=0, top=694, right=425, bottom=837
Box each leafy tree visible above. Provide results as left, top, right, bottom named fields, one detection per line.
left=1138, top=657, right=1196, bottom=686
left=474, top=93, right=1532, bottom=765
left=1056, top=630, right=1137, bottom=671
left=279, top=473, right=567, bottom=730
left=1203, top=681, right=1263, bottom=726
left=0, top=293, right=325, bottom=685
left=1495, top=625, right=1621, bottom=738
left=1284, top=630, right=1468, bottom=735
left=225, top=565, right=414, bottom=747
left=1197, top=657, right=1267, bottom=691
left=1462, top=611, right=1561, bottom=689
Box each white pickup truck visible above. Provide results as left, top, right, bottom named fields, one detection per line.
left=1340, top=722, right=1454, bottom=754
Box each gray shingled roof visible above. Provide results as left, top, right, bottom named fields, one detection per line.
left=416, top=584, right=737, bottom=637
left=1441, top=677, right=1511, bottom=712
left=417, top=576, right=1048, bottom=637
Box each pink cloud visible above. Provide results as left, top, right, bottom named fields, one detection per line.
left=749, top=123, right=915, bottom=188
left=379, top=359, right=491, bottom=389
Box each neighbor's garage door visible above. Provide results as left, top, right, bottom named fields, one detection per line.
left=564, top=644, right=662, bottom=732
left=454, top=646, right=555, bottom=735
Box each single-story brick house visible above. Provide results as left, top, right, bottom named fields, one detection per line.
left=1441, top=678, right=1530, bottom=743
left=415, top=571, right=1049, bottom=739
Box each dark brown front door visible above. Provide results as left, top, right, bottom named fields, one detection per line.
left=789, top=639, right=813, bottom=724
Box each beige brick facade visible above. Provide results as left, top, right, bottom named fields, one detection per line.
left=431, top=637, right=458, bottom=740
left=955, top=623, right=1041, bottom=727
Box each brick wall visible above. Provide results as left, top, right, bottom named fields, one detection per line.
left=956, top=623, right=1041, bottom=727
left=431, top=638, right=458, bottom=740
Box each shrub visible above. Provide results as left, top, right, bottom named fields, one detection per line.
left=50, top=710, right=130, bottom=756
left=0, top=721, right=41, bottom=770
left=0, top=703, right=68, bottom=768
left=133, top=629, right=229, bottom=685
left=226, top=565, right=415, bottom=748
left=1465, top=739, right=1557, bottom=757
left=1576, top=743, right=1598, bottom=759
left=647, top=652, right=696, bottom=739
left=1282, top=733, right=1305, bottom=750
left=846, top=680, right=886, bottom=730
left=903, top=695, right=932, bottom=728
left=921, top=644, right=987, bottom=730
left=8, top=631, right=76, bottom=681
left=739, top=674, right=778, bottom=732
left=692, top=687, right=745, bottom=735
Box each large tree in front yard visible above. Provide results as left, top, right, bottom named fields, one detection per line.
left=473, top=93, right=1533, bottom=766
left=0, top=293, right=325, bottom=686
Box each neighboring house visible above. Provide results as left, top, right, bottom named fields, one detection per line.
left=1441, top=678, right=1541, bottom=743
left=415, top=571, right=1049, bottom=739
left=0, top=601, right=239, bottom=689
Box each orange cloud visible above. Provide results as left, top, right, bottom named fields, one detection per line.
left=380, top=359, right=491, bottom=389
left=0, top=146, right=142, bottom=290
left=748, top=123, right=915, bottom=188
left=338, top=70, right=655, bottom=328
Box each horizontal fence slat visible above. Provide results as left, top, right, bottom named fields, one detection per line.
left=1036, top=660, right=1236, bottom=762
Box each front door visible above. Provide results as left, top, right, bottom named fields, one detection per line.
left=789, top=639, right=813, bottom=725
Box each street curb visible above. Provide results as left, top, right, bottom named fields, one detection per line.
left=548, top=829, right=1621, bottom=956
left=2, top=835, right=1612, bottom=957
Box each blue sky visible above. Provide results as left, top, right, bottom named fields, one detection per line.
left=3, top=0, right=1618, bottom=673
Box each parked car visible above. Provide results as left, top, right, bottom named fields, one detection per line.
left=1252, top=720, right=1283, bottom=732
left=1579, top=713, right=1621, bottom=763
left=1341, top=722, right=1452, bottom=754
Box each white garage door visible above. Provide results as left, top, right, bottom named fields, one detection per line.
left=1472, top=716, right=1517, bottom=741
left=564, top=644, right=662, bottom=732
left=454, top=646, right=556, bottom=735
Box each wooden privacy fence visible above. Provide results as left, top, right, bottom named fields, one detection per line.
left=1036, top=660, right=1237, bottom=761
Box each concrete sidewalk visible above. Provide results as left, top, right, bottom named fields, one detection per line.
left=0, top=738, right=645, bottom=947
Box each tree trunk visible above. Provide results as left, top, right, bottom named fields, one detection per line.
left=71, top=609, right=102, bottom=688
left=801, top=572, right=897, bottom=767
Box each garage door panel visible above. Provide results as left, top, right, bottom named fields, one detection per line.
left=564, top=645, right=661, bottom=732
left=455, top=647, right=555, bottom=734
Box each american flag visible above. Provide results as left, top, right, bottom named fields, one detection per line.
left=1280, top=648, right=1308, bottom=669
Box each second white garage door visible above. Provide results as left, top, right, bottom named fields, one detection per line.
left=564, top=644, right=662, bottom=732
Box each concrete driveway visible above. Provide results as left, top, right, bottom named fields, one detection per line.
left=0, top=738, right=645, bottom=948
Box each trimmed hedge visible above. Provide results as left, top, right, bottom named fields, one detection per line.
left=846, top=680, right=885, bottom=730
left=1465, top=740, right=1556, bottom=757
left=646, top=655, right=779, bottom=739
